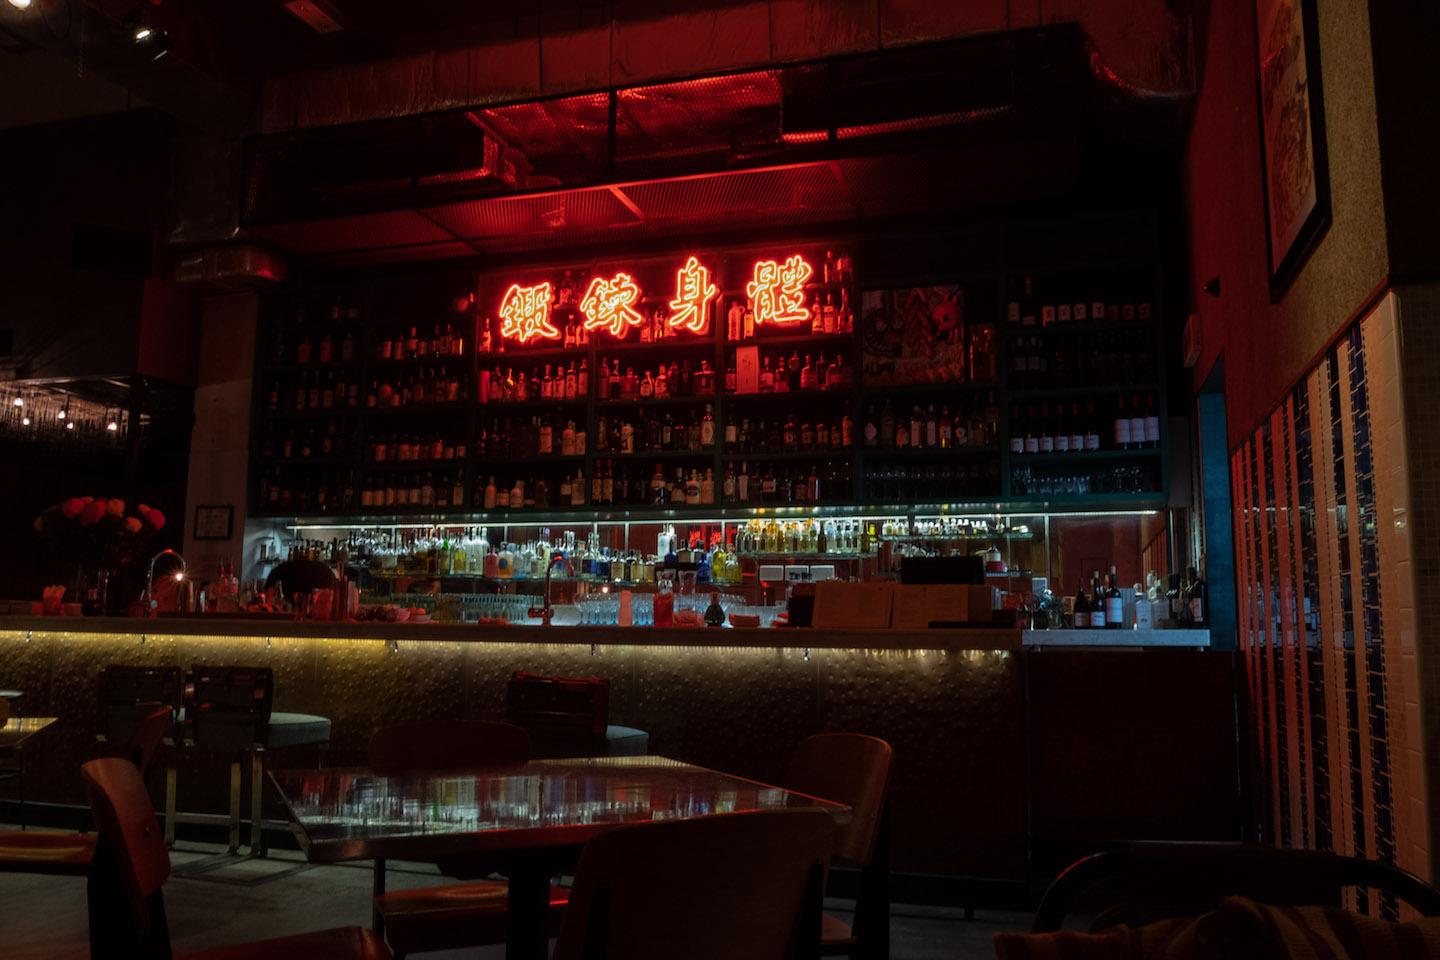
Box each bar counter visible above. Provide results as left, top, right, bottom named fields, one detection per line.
left=0, top=616, right=1237, bottom=886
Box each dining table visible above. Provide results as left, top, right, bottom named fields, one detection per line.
left=270, top=754, right=850, bottom=960
left=0, top=716, right=58, bottom=829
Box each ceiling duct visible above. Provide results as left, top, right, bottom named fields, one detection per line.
left=171, top=244, right=288, bottom=288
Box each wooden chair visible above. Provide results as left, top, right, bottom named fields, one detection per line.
left=1032, top=842, right=1440, bottom=933
left=81, top=757, right=388, bottom=959
left=786, top=734, right=894, bottom=960
left=368, top=720, right=567, bottom=959
left=0, top=704, right=172, bottom=877
left=553, top=809, right=835, bottom=960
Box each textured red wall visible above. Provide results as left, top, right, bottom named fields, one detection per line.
left=1184, top=0, right=1387, bottom=447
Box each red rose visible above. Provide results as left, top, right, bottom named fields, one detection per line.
left=80, top=501, right=107, bottom=526
left=145, top=508, right=166, bottom=531
left=62, top=498, right=85, bottom=519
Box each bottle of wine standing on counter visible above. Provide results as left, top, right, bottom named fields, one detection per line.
left=1105, top=566, right=1124, bottom=629
left=1072, top=578, right=1090, bottom=629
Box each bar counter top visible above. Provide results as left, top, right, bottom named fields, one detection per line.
left=0, top=614, right=1021, bottom=652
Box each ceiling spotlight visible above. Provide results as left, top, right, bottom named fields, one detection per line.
left=65, top=421, right=75, bottom=430
left=11, top=397, right=21, bottom=407
left=56, top=408, right=66, bottom=420
left=107, top=421, right=119, bottom=432
left=8, top=0, right=34, bottom=10
left=21, top=416, right=31, bottom=426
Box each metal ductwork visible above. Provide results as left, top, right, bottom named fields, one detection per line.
left=171, top=244, right=288, bottom=288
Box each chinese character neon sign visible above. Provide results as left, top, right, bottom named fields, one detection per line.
left=579, top=272, right=644, bottom=338
left=498, top=281, right=559, bottom=344
left=667, top=256, right=719, bottom=335
left=746, top=254, right=812, bottom=325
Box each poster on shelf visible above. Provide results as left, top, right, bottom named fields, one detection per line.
left=859, top=286, right=970, bottom=386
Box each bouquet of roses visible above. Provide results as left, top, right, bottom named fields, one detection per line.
left=33, top=497, right=167, bottom=570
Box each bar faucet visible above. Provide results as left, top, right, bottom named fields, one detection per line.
left=143, top=548, right=187, bottom=616
left=528, top=551, right=574, bottom=626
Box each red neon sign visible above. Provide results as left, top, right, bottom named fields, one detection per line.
left=498, top=281, right=559, bottom=344
left=667, top=256, right=719, bottom=335
left=580, top=272, right=644, bottom=338
left=746, top=254, right=812, bottom=325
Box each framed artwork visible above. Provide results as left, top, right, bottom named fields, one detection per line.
left=859, top=285, right=982, bottom=386
left=192, top=504, right=234, bottom=540
left=1254, top=0, right=1329, bottom=300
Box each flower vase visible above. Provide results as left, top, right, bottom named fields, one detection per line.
left=82, top=568, right=111, bottom=617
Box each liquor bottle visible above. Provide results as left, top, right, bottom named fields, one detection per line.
left=1038, top=405, right=1054, bottom=453
left=1104, top=567, right=1124, bottom=629
left=1084, top=403, right=1101, bottom=451
left=1088, top=572, right=1107, bottom=628
left=1009, top=407, right=1024, bottom=455
left=1073, top=579, right=1090, bottom=628
left=1024, top=406, right=1039, bottom=454
left=1019, top=276, right=1036, bottom=327
left=1128, top=396, right=1145, bottom=451
left=1113, top=397, right=1130, bottom=450
left=1185, top=566, right=1207, bottom=627
left=1144, top=394, right=1160, bottom=447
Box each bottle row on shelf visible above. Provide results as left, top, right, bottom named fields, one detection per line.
left=724, top=415, right=855, bottom=454
left=480, top=362, right=589, bottom=403
left=1007, top=332, right=1157, bottom=389
left=475, top=466, right=719, bottom=509
left=1010, top=463, right=1158, bottom=497
left=734, top=351, right=855, bottom=395
left=860, top=398, right=1000, bottom=451
left=478, top=417, right=586, bottom=459
left=1007, top=394, right=1161, bottom=454
left=266, top=371, right=362, bottom=413
left=862, top=462, right=1001, bottom=502
left=271, top=330, right=360, bottom=366
left=282, top=293, right=365, bottom=329
left=258, top=469, right=356, bottom=514
left=262, top=424, right=351, bottom=461
left=594, top=358, right=719, bottom=399
left=366, top=372, right=469, bottom=408
left=592, top=407, right=717, bottom=454
left=367, top=435, right=468, bottom=464
left=1004, top=276, right=1153, bottom=328
left=360, top=473, right=468, bottom=510
left=724, top=461, right=852, bottom=505
left=374, top=324, right=467, bottom=361
left=722, top=286, right=856, bottom=341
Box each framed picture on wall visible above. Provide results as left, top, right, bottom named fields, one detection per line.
left=193, top=504, right=234, bottom=540
left=1254, top=0, right=1330, bottom=301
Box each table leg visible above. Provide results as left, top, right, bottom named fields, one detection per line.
left=505, top=859, right=553, bottom=960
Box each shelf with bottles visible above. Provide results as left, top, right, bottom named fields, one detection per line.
left=261, top=368, right=366, bottom=417
left=720, top=450, right=855, bottom=463
left=478, top=412, right=586, bottom=460
left=477, top=360, right=589, bottom=404
left=724, top=331, right=854, bottom=349
left=365, top=402, right=471, bottom=416
left=861, top=462, right=1002, bottom=503
left=1006, top=393, right=1161, bottom=456
left=258, top=421, right=357, bottom=462
left=594, top=332, right=718, bottom=356
left=370, top=322, right=470, bottom=363
left=860, top=379, right=1001, bottom=396
left=259, top=408, right=361, bottom=422
left=257, top=467, right=358, bottom=517
left=720, top=414, right=856, bottom=456
left=364, top=369, right=471, bottom=408
left=593, top=405, right=719, bottom=455
left=358, top=471, right=469, bottom=513
left=863, top=445, right=999, bottom=460
left=257, top=456, right=355, bottom=468
left=1007, top=383, right=1161, bottom=398
left=474, top=467, right=594, bottom=512
left=1002, top=270, right=1156, bottom=330
left=1009, top=460, right=1160, bottom=499
left=1009, top=448, right=1161, bottom=463
left=858, top=397, right=1001, bottom=452
left=722, top=460, right=853, bottom=506
left=592, top=358, right=720, bottom=402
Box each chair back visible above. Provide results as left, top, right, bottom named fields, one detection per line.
left=507, top=671, right=608, bottom=758
left=80, top=758, right=171, bottom=936
left=786, top=733, right=892, bottom=866
left=186, top=665, right=273, bottom=753
left=124, top=705, right=173, bottom=774
left=553, top=809, right=834, bottom=960
left=368, top=720, right=531, bottom=774
left=1033, top=842, right=1440, bottom=932
left=98, top=665, right=182, bottom=757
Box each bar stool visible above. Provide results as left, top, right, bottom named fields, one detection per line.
left=786, top=733, right=894, bottom=960
left=96, top=665, right=183, bottom=843
left=505, top=671, right=649, bottom=758
left=185, top=665, right=332, bottom=856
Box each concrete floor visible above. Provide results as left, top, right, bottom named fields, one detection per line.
left=0, top=829, right=1030, bottom=959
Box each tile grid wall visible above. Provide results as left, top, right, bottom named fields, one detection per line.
left=1231, top=295, right=1423, bottom=915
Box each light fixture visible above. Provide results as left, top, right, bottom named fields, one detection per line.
left=7, top=0, right=33, bottom=10
left=21, top=416, right=30, bottom=426
left=56, top=408, right=66, bottom=420
left=107, top=420, right=119, bottom=432
left=65, top=421, right=75, bottom=431
left=10, top=397, right=21, bottom=407
left=129, top=17, right=170, bottom=61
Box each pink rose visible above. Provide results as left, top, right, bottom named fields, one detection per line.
left=80, top=501, right=107, bottom=526
left=124, top=517, right=143, bottom=534
left=107, top=498, right=125, bottom=517
left=146, top=508, right=166, bottom=531
left=62, top=498, right=85, bottom=519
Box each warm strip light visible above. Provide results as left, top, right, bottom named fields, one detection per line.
left=497, top=281, right=559, bottom=344
left=746, top=254, right=812, bottom=325
left=666, top=256, right=718, bottom=335
left=579, top=272, right=644, bottom=338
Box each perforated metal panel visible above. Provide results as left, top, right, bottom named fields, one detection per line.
left=252, top=211, right=453, bottom=254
